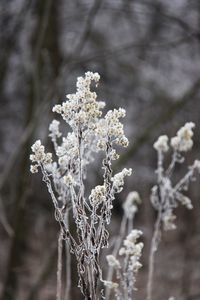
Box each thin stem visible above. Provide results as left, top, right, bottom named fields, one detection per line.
left=147, top=211, right=162, bottom=300
left=64, top=210, right=71, bottom=300
left=174, top=165, right=195, bottom=192
left=166, top=151, right=178, bottom=177
left=106, top=214, right=127, bottom=300
left=57, top=230, right=63, bottom=300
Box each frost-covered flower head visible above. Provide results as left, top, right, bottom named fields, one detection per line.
left=153, top=135, right=169, bottom=153
left=49, top=120, right=62, bottom=142
left=106, top=255, right=121, bottom=269
left=119, top=229, right=143, bottom=256
left=30, top=140, right=52, bottom=173
left=89, top=185, right=106, bottom=206
left=170, top=122, right=195, bottom=152
left=123, top=191, right=141, bottom=219
left=111, top=168, right=132, bottom=193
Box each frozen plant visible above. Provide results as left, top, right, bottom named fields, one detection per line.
left=147, top=122, right=200, bottom=300
left=30, top=71, right=132, bottom=300
left=103, top=229, right=143, bottom=300
left=105, top=191, right=141, bottom=299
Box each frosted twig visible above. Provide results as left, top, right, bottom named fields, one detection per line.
left=57, top=230, right=63, bottom=300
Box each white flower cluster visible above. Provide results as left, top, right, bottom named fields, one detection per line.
left=52, top=72, right=104, bottom=130
left=63, top=174, right=75, bottom=186
left=30, top=140, right=52, bottom=173
left=49, top=120, right=62, bottom=142
left=153, top=135, right=169, bottom=152
left=119, top=230, right=143, bottom=258
left=123, top=191, right=141, bottom=219
left=112, top=168, right=132, bottom=193
left=106, top=255, right=121, bottom=269
left=96, top=108, right=129, bottom=151
left=89, top=185, right=106, bottom=205
left=170, top=122, right=195, bottom=152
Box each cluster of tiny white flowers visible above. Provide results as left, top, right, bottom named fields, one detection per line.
left=49, top=120, right=62, bottom=142
left=123, top=191, right=141, bottom=219
left=30, top=140, right=52, bottom=173
left=52, top=72, right=105, bottom=130
left=106, top=255, right=121, bottom=269
left=119, top=230, right=143, bottom=257
left=170, top=122, right=195, bottom=152
left=63, top=174, right=75, bottom=186
left=111, top=168, right=132, bottom=193
left=89, top=185, right=106, bottom=205
left=153, top=135, right=169, bottom=152
left=96, top=108, right=129, bottom=150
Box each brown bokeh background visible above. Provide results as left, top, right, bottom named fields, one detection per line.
left=1, top=1, right=200, bottom=299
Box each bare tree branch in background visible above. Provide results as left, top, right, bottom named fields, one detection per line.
left=116, top=78, right=200, bottom=169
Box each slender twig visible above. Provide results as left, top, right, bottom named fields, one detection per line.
left=57, top=230, right=63, bottom=300
left=147, top=211, right=162, bottom=300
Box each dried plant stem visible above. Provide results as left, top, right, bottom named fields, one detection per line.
left=106, top=215, right=127, bottom=300
left=64, top=210, right=71, bottom=300
left=57, top=230, right=63, bottom=300
left=85, top=264, right=97, bottom=300
left=147, top=211, right=162, bottom=300
left=64, top=242, right=71, bottom=300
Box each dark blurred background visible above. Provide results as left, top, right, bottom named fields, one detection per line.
left=1, top=0, right=200, bottom=299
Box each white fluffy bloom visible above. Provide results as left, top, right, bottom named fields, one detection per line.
left=89, top=185, right=106, bottom=205
left=153, top=135, right=169, bottom=152
left=49, top=120, right=62, bottom=141
left=126, top=229, right=143, bottom=243
left=171, top=122, right=195, bottom=152
left=112, top=168, right=132, bottom=193
left=52, top=72, right=103, bottom=129
left=30, top=140, right=52, bottom=173
left=106, top=255, right=121, bottom=268
left=96, top=108, right=129, bottom=150
left=119, top=230, right=143, bottom=257
left=123, top=191, right=141, bottom=219
left=118, top=229, right=143, bottom=292
left=64, top=174, right=75, bottom=186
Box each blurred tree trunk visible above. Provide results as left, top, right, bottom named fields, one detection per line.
left=2, top=1, right=62, bottom=299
